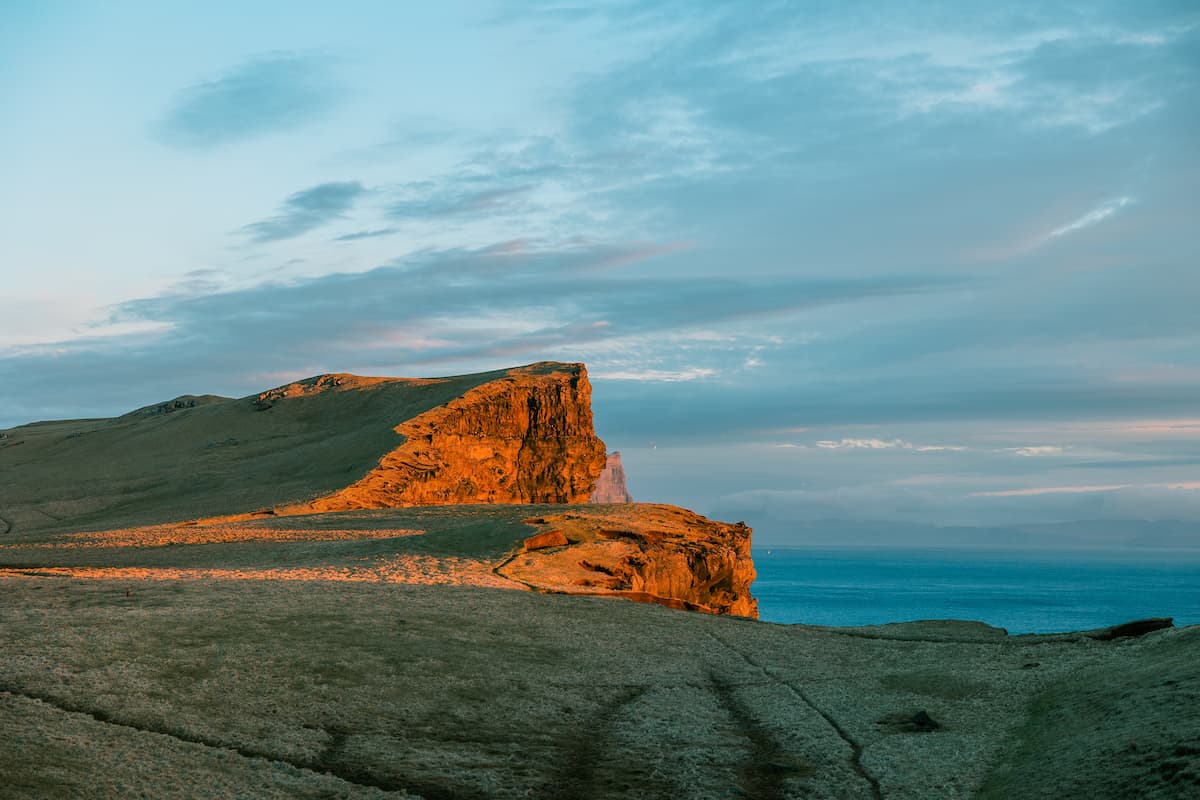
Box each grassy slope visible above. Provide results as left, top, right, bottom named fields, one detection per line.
left=0, top=368, right=516, bottom=538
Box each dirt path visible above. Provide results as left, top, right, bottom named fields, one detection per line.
left=707, top=630, right=884, bottom=800
left=545, top=685, right=649, bottom=799
left=708, top=671, right=797, bottom=800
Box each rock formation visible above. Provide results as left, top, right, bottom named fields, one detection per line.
left=288, top=363, right=607, bottom=512
left=500, top=504, right=758, bottom=618
left=589, top=451, right=632, bottom=503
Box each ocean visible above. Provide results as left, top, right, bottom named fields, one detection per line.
left=752, top=547, right=1200, bottom=634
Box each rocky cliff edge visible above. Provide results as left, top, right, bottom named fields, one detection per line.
left=500, top=504, right=758, bottom=618
left=276, top=362, right=608, bottom=512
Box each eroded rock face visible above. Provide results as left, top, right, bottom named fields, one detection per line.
left=500, top=504, right=758, bottom=618
left=590, top=451, right=632, bottom=503
left=523, top=530, right=568, bottom=552
left=293, top=363, right=608, bottom=511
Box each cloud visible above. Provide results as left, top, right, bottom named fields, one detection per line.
left=1047, top=196, right=1133, bottom=239
left=1008, top=446, right=1065, bottom=457
left=157, top=54, right=344, bottom=148
left=386, top=184, right=535, bottom=220
left=0, top=238, right=945, bottom=427
left=817, top=438, right=909, bottom=450
left=970, top=484, right=1129, bottom=497
left=815, top=438, right=965, bottom=452
left=593, top=367, right=716, bottom=382
left=241, top=182, right=367, bottom=243
left=333, top=228, right=399, bottom=242
left=709, top=477, right=1200, bottom=529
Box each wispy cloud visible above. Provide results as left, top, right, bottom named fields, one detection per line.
left=1008, top=446, right=1065, bottom=457
left=1047, top=196, right=1134, bottom=239
left=594, top=367, right=717, bottom=382
left=385, top=184, right=534, bottom=220
left=970, top=484, right=1129, bottom=497
left=970, top=480, right=1200, bottom=498
left=241, top=182, right=367, bottom=244
left=157, top=54, right=343, bottom=148
left=816, top=438, right=965, bottom=452
left=333, top=228, right=399, bottom=242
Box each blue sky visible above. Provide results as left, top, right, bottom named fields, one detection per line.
left=2, top=1, right=1198, bottom=534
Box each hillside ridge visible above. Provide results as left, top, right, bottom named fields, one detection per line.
left=0, top=362, right=759, bottom=618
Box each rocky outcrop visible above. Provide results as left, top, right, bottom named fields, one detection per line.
left=590, top=451, right=632, bottom=503
left=523, top=530, right=568, bottom=552
left=286, top=363, right=608, bottom=512
left=500, top=504, right=758, bottom=618
left=122, top=395, right=230, bottom=418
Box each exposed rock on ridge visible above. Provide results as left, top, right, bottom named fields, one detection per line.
left=590, top=451, right=633, bottom=503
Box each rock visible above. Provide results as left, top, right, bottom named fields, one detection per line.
left=123, top=395, right=228, bottom=417
left=500, top=505, right=758, bottom=618
left=1088, top=617, right=1174, bottom=641
left=523, top=530, right=568, bottom=551
left=878, top=709, right=942, bottom=733
left=252, top=374, right=370, bottom=410
left=287, top=363, right=608, bottom=511
left=590, top=451, right=633, bottom=503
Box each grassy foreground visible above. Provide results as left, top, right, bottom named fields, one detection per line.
left=1, top=506, right=1197, bottom=799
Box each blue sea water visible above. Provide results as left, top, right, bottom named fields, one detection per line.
left=752, top=547, right=1200, bottom=634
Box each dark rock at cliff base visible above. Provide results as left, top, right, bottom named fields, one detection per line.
left=1088, top=617, right=1174, bottom=641
left=590, top=451, right=633, bottom=503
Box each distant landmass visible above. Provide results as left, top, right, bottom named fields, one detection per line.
left=714, top=511, right=1200, bottom=551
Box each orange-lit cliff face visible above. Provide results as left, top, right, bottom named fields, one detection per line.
left=288, top=363, right=609, bottom=512
left=502, top=505, right=758, bottom=618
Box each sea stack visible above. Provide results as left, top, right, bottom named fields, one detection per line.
left=590, top=451, right=633, bottom=503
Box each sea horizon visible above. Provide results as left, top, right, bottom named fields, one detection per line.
left=752, top=545, right=1200, bottom=634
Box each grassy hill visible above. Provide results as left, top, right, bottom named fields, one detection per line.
left=0, top=363, right=593, bottom=538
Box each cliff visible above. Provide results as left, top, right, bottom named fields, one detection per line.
left=589, top=451, right=633, bottom=503
left=500, top=504, right=758, bottom=618
left=283, top=363, right=607, bottom=512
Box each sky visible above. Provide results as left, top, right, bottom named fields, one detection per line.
left=2, top=1, right=1198, bottom=538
